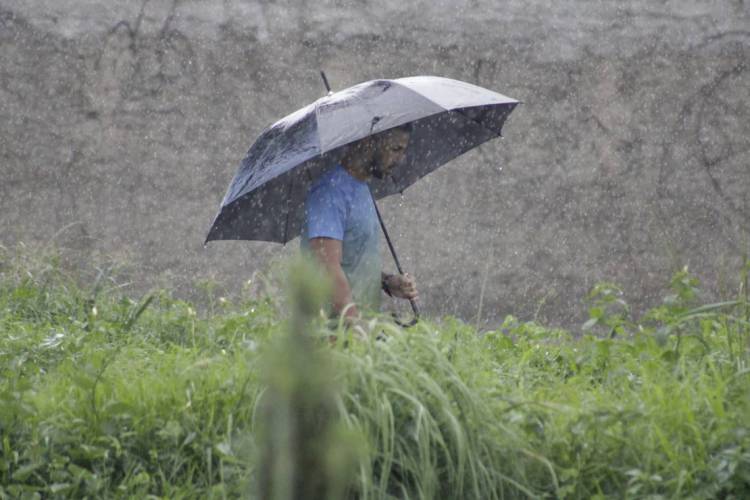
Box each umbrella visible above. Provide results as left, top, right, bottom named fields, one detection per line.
left=205, top=73, right=519, bottom=324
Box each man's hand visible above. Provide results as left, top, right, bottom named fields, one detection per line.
left=384, top=273, right=419, bottom=300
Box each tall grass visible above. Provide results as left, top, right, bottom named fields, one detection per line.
left=0, top=244, right=748, bottom=498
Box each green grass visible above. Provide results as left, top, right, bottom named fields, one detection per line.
left=0, top=245, right=749, bottom=499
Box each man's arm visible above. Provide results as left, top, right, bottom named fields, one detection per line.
left=309, top=237, right=359, bottom=319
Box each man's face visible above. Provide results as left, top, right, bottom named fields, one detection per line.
left=369, top=129, right=410, bottom=180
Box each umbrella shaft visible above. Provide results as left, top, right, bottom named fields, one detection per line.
left=371, top=191, right=404, bottom=275
left=370, top=189, right=420, bottom=324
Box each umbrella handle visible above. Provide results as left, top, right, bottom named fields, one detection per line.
left=393, top=298, right=420, bottom=327
left=370, top=189, right=420, bottom=328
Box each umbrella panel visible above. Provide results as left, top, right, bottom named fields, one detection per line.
left=221, top=106, right=320, bottom=207
left=206, top=101, right=517, bottom=244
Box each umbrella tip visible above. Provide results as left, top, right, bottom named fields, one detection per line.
left=320, top=70, right=332, bottom=94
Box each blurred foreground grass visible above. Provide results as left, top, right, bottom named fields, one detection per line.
left=0, top=244, right=749, bottom=499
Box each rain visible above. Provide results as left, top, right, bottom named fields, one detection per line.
left=1, top=0, right=749, bottom=497
left=2, top=0, right=748, bottom=328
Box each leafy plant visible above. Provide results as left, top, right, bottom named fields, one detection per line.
left=0, top=245, right=748, bottom=498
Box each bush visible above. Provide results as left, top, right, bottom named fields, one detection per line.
left=0, top=245, right=748, bottom=498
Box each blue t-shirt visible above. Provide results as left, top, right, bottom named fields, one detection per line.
left=300, top=164, right=382, bottom=312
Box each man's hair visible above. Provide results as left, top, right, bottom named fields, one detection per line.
left=359, top=122, right=412, bottom=152
left=392, top=122, right=414, bottom=134
left=372, top=122, right=412, bottom=145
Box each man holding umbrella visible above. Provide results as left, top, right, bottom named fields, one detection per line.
left=205, top=75, right=518, bottom=328
left=301, top=124, right=419, bottom=323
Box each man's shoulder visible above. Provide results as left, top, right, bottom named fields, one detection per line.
left=310, top=165, right=352, bottom=195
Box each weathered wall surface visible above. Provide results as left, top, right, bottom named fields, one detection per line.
left=1, top=0, right=749, bottom=328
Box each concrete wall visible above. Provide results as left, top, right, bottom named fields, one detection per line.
left=2, top=0, right=749, bottom=328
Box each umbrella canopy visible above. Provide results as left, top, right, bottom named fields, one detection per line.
left=205, top=76, right=519, bottom=244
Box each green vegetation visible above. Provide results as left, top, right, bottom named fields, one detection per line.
left=1, top=245, right=749, bottom=499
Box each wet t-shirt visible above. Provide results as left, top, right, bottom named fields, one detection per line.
left=300, top=164, right=382, bottom=313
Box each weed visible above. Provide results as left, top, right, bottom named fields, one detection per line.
left=0, top=246, right=748, bottom=498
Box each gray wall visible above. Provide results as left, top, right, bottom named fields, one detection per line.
left=2, top=0, right=749, bottom=329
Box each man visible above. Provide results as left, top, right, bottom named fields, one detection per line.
left=300, top=124, right=419, bottom=323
